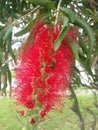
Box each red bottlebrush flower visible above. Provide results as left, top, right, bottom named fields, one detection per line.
left=14, top=20, right=76, bottom=121
left=39, top=109, right=46, bottom=118
left=30, top=118, right=36, bottom=124
left=17, top=110, right=26, bottom=116
left=24, top=97, right=35, bottom=109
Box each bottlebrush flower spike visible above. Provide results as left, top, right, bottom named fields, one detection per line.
left=17, top=110, right=26, bottom=116
left=14, top=20, right=76, bottom=123
left=30, top=118, right=36, bottom=124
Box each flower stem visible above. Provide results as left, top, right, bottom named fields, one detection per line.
left=54, top=0, right=63, bottom=25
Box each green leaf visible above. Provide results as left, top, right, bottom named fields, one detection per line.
left=0, top=32, right=4, bottom=49
left=7, top=31, right=16, bottom=63
left=7, top=68, right=12, bottom=83
left=27, top=0, right=55, bottom=9
left=0, top=0, right=6, bottom=9
left=73, top=67, right=82, bottom=84
left=60, top=7, right=95, bottom=61
left=3, top=25, right=13, bottom=41
left=62, top=0, right=72, bottom=6
left=94, top=46, right=98, bottom=55
left=78, top=34, right=88, bottom=55
left=15, top=19, right=35, bottom=37
left=0, top=25, right=5, bottom=31
left=60, top=7, right=75, bottom=23
left=9, top=47, right=16, bottom=63
left=54, top=17, right=69, bottom=51
left=1, top=64, right=8, bottom=75
left=15, top=27, right=29, bottom=37
left=0, top=48, right=5, bottom=65
left=70, top=42, right=79, bottom=60
left=74, top=17, right=95, bottom=60
left=79, top=52, right=93, bottom=75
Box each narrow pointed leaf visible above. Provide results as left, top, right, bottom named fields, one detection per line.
left=75, top=17, right=95, bottom=60
left=15, top=25, right=30, bottom=37
left=9, top=47, right=16, bottom=63
left=27, top=0, right=55, bottom=9
left=0, top=25, right=5, bottom=31
left=60, top=7, right=75, bottom=23
left=54, top=17, right=69, bottom=51
left=60, top=7, right=95, bottom=61
left=0, top=48, right=5, bottom=65
left=78, top=34, right=88, bottom=55
left=7, top=68, right=12, bottom=83
left=73, top=67, right=82, bottom=84
left=70, top=42, right=79, bottom=60
left=7, top=31, right=16, bottom=63
left=3, top=25, right=13, bottom=41
left=1, top=64, right=8, bottom=74
left=15, top=19, right=35, bottom=37
left=79, top=52, right=93, bottom=75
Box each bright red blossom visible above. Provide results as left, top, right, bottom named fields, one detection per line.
left=39, top=109, right=46, bottom=118
left=14, top=20, right=76, bottom=123
left=17, top=110, right=26, bottom=116
left=30, top=118, right=36, bottom=124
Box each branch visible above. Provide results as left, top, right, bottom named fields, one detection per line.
left=83, top=107, right=97, bottom=130
left=0, top=5, right=41, bottom=35
left=70, top=86, right=85, bottom=130
left=1, top=58, right=13, bottom=68
left=54, top=0, right=62, bottom=25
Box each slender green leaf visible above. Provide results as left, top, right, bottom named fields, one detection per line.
left=3, top=25, right=13, bottom=41
left=94, top=46, right=98, bottom=55
left=60, top=7, right=95, bottom=61
left=70, top=42, right=79, bottom=60
left=27, top=0, right=55, bottom=9
left=1, top=64, right=8, bottom=75
left=0, top=25, right=5, bottom=31
left=73, top=67, right=82, bottom=84
left=0, top=0, right=6, bottom=9
left=60, top=7, right=75, bottom=23
left=9, top=47, right=16, bottom=63
left=0, top=38, right=4, bottom=49
left=62, top=0, right=72, bottom=6
left=15, top=25, right=30, bottom=36
left=7, top=68, right=12, bottom=83
left=79, top=52, right=93, bottom=75
left=54, top=17, right=69, bottom=51
left=75, top=17, right=95, bottom=60
left=7, top=31, right=16, bottom=63
left=15, top=19, right=35, bottom=37
left=78, top=34, right=88, bottom=55
left=0, top=47, right=5, bottom=65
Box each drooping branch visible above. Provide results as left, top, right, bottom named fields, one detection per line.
left=70, top=86, right=85, bottom=130
left=0, top=5, right=41, bottom=35
left=83, top=108, right=97, bottom=130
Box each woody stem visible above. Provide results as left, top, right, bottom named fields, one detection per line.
left=54, top=0, right=62, bottom=25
